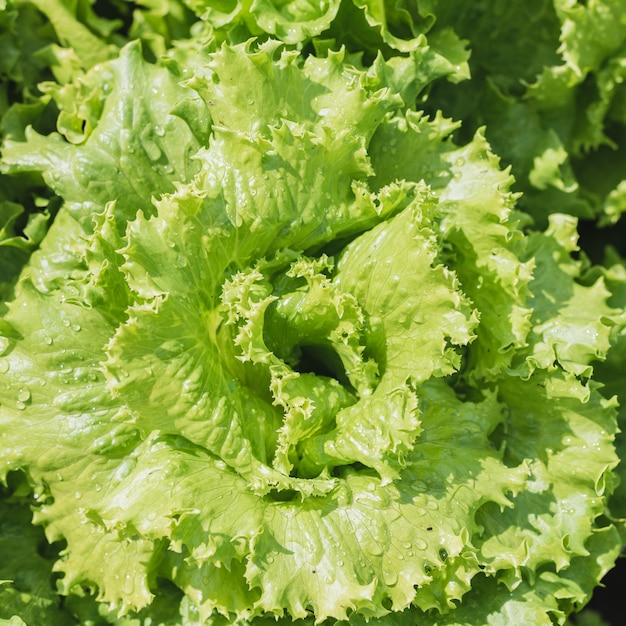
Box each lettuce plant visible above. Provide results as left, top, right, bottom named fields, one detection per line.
left=1, top=2, right=625, bottom=625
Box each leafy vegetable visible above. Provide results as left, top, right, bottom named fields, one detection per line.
left=1, top=1, right=625, bottom=625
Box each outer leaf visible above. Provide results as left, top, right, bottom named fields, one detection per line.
left=0, top=483, right=76, bottom=625
left=517, top=214, right=616, bottom=378
left=423, top=0, right=626, bottom=224
left=2, top=41, right=207, bottom=232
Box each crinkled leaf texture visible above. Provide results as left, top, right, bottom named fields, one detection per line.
left=0, top=38, right=621, bottom=626
left=418, top=0, right=626, bottom=226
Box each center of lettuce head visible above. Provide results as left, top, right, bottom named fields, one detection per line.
left=220, top=252, right=378, bottom=479
left=213, top=187, right=484, bottom=489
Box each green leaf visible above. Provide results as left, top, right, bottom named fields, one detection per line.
left=518, top=214, right=617, bottom=378
left=0, top=478, right=76, bottom=625
left=2, top=41, right=207, bottom=232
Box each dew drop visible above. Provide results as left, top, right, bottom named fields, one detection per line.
left=363, top=541, right=384, bottom=557
left=414, top=538, right=427, bottom=550
left=71, top=324, right=81, bottom=332
left=123, top=573, right=135, bottom=594
left=0, top=360, right=10, bottom=374
left=44, top=336, right=53, bottom=345
left=382, top=566, right=398, bottom=586
left=62, top=319, right=71, bottom=327
left=0, top=337, right=9, bottom=355
left=396, top=312, right=409, bottom=325
left=17, top=387, right=31, bottom=402
left=142, top=137, right=162, bottom=161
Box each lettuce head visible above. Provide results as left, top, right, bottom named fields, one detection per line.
left=0, top=3, right=624, bottom=626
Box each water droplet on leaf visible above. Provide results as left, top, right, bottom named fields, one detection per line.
left=17, top=387, right=31, bottom=403
left=382, top=566, right=398, bottom=586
